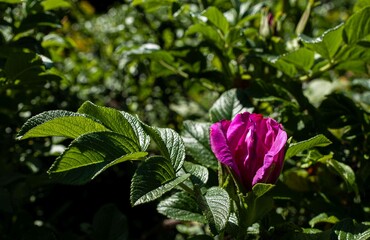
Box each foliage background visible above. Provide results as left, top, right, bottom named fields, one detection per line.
left=1, top=0, right=369, bottom=239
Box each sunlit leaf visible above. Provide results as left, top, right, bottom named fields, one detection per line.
left=285, top=135, right=332, bottom=160
left=309, top=213, right=339, bottom=228
left=183, top=161, right=209, bottom=186
left=300, top=24, right=344, bottom=60
left=141, top=124, right=185, bottom=172
left=78, top=102, right=135, bottom=139
left=195, top=186, right=230, bottom=234
left=41, top=0, right=71, bottom=11
left=17, top=110, right=108, bottom=140
left=267, top=48, right=315, bottom=76
left=0, top=0, right=22, bottom=3
left=202, top=6, right=229, bottom=35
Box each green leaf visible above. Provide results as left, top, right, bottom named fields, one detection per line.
left=335, top=44, right=370, bottom=63
left=78, top=101, right=142, bottom=148
left=209, top=89, right=253, bottom=122
left=309, top=213, right=339, bottom=228
left=0, top=0, right=22, bottom=3
left=123, top=43, right=174, bottom=63
left=120, top=112, right=150, bottom=151
left=300, top=24, right=344, bottom=60
left=325, top=159, right=359, bottom=195
left=205, top=187, right=230, bottom=233
left=130, top=156, right=190, bottom=206
left=285, top=134, right=332, bottom=160
left=131, top=0, right=176, bottom=12
left=251, top=183, right=275, bottom=199
left=17, top=110, right=108, bottom=140
left=41, top=0, right=71, bottom=11
left=157, top=192, right=206, bottom=223
left=202, top=6, right=229, bottom=35
left=182, top=121, right=218, bottom=170
left=186, top=23, right=223, bottom=47
left=331, top=219, right=370, bottom=240
left=183, top=161, right=209, bottom=186
left=140, top=124, right=185, bottom=173
left=195, top=186, right=230, bottom=234
left=92, top=204, right=128, bottom=240
left=267, top=48, right=315, bottom=76
left=48, top=131, right=141, bottom=185
left=91, top=152, right=148, bottom=179
left=354, top=0, right=370, bottom=12
left=343, top=6, right=370, bottom=45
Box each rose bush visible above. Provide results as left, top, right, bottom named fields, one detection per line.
left=210, top=112, right=287, bottom=191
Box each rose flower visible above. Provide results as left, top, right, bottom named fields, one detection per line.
left=210, top=112, right=287, bottom=191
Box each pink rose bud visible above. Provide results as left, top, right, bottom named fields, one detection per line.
left=210, top=112, right=287, bottom=191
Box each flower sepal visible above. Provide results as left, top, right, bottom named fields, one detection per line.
left=235, top=183, right=276, bottom=236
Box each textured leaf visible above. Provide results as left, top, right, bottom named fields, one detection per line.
left=285, top=134, right=332, bottom=160
left=183, top=161, right=209, bottom=186
left=120, top=112, right=150, bottom=150
left=300, top=24, right=344, bottom=60
left=78, top=101, right=142, bottom=148
left=17, top=110, right=108, bottom=140
left=202, top=6, right=229, bottom=35
left=182, top=121, right=218, bottom=170
left=92, top=204, right=128, bottom=240
left=209, top=89, right=253, bottom=122
left=48, top=131, right=141, bottom=184
left=195, top=186, right=230, bottom=234
left=331, top=219, right=370, bottom=240
left=130, top=156, right=190, bottom=206
left=141, top=124, right=185, bottom=172
left=157, top=192, right=206, bottom=223
left=343, top=6, right=370, bottom=45
left=205, top=187, right=230, bottom=233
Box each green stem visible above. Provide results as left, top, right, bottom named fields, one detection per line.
left=179, top=182, right=195, bottom=197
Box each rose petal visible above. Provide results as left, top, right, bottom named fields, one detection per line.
left=252, top=124, right=287, bottom=185
left=210, top=120, right=240, bottom=177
